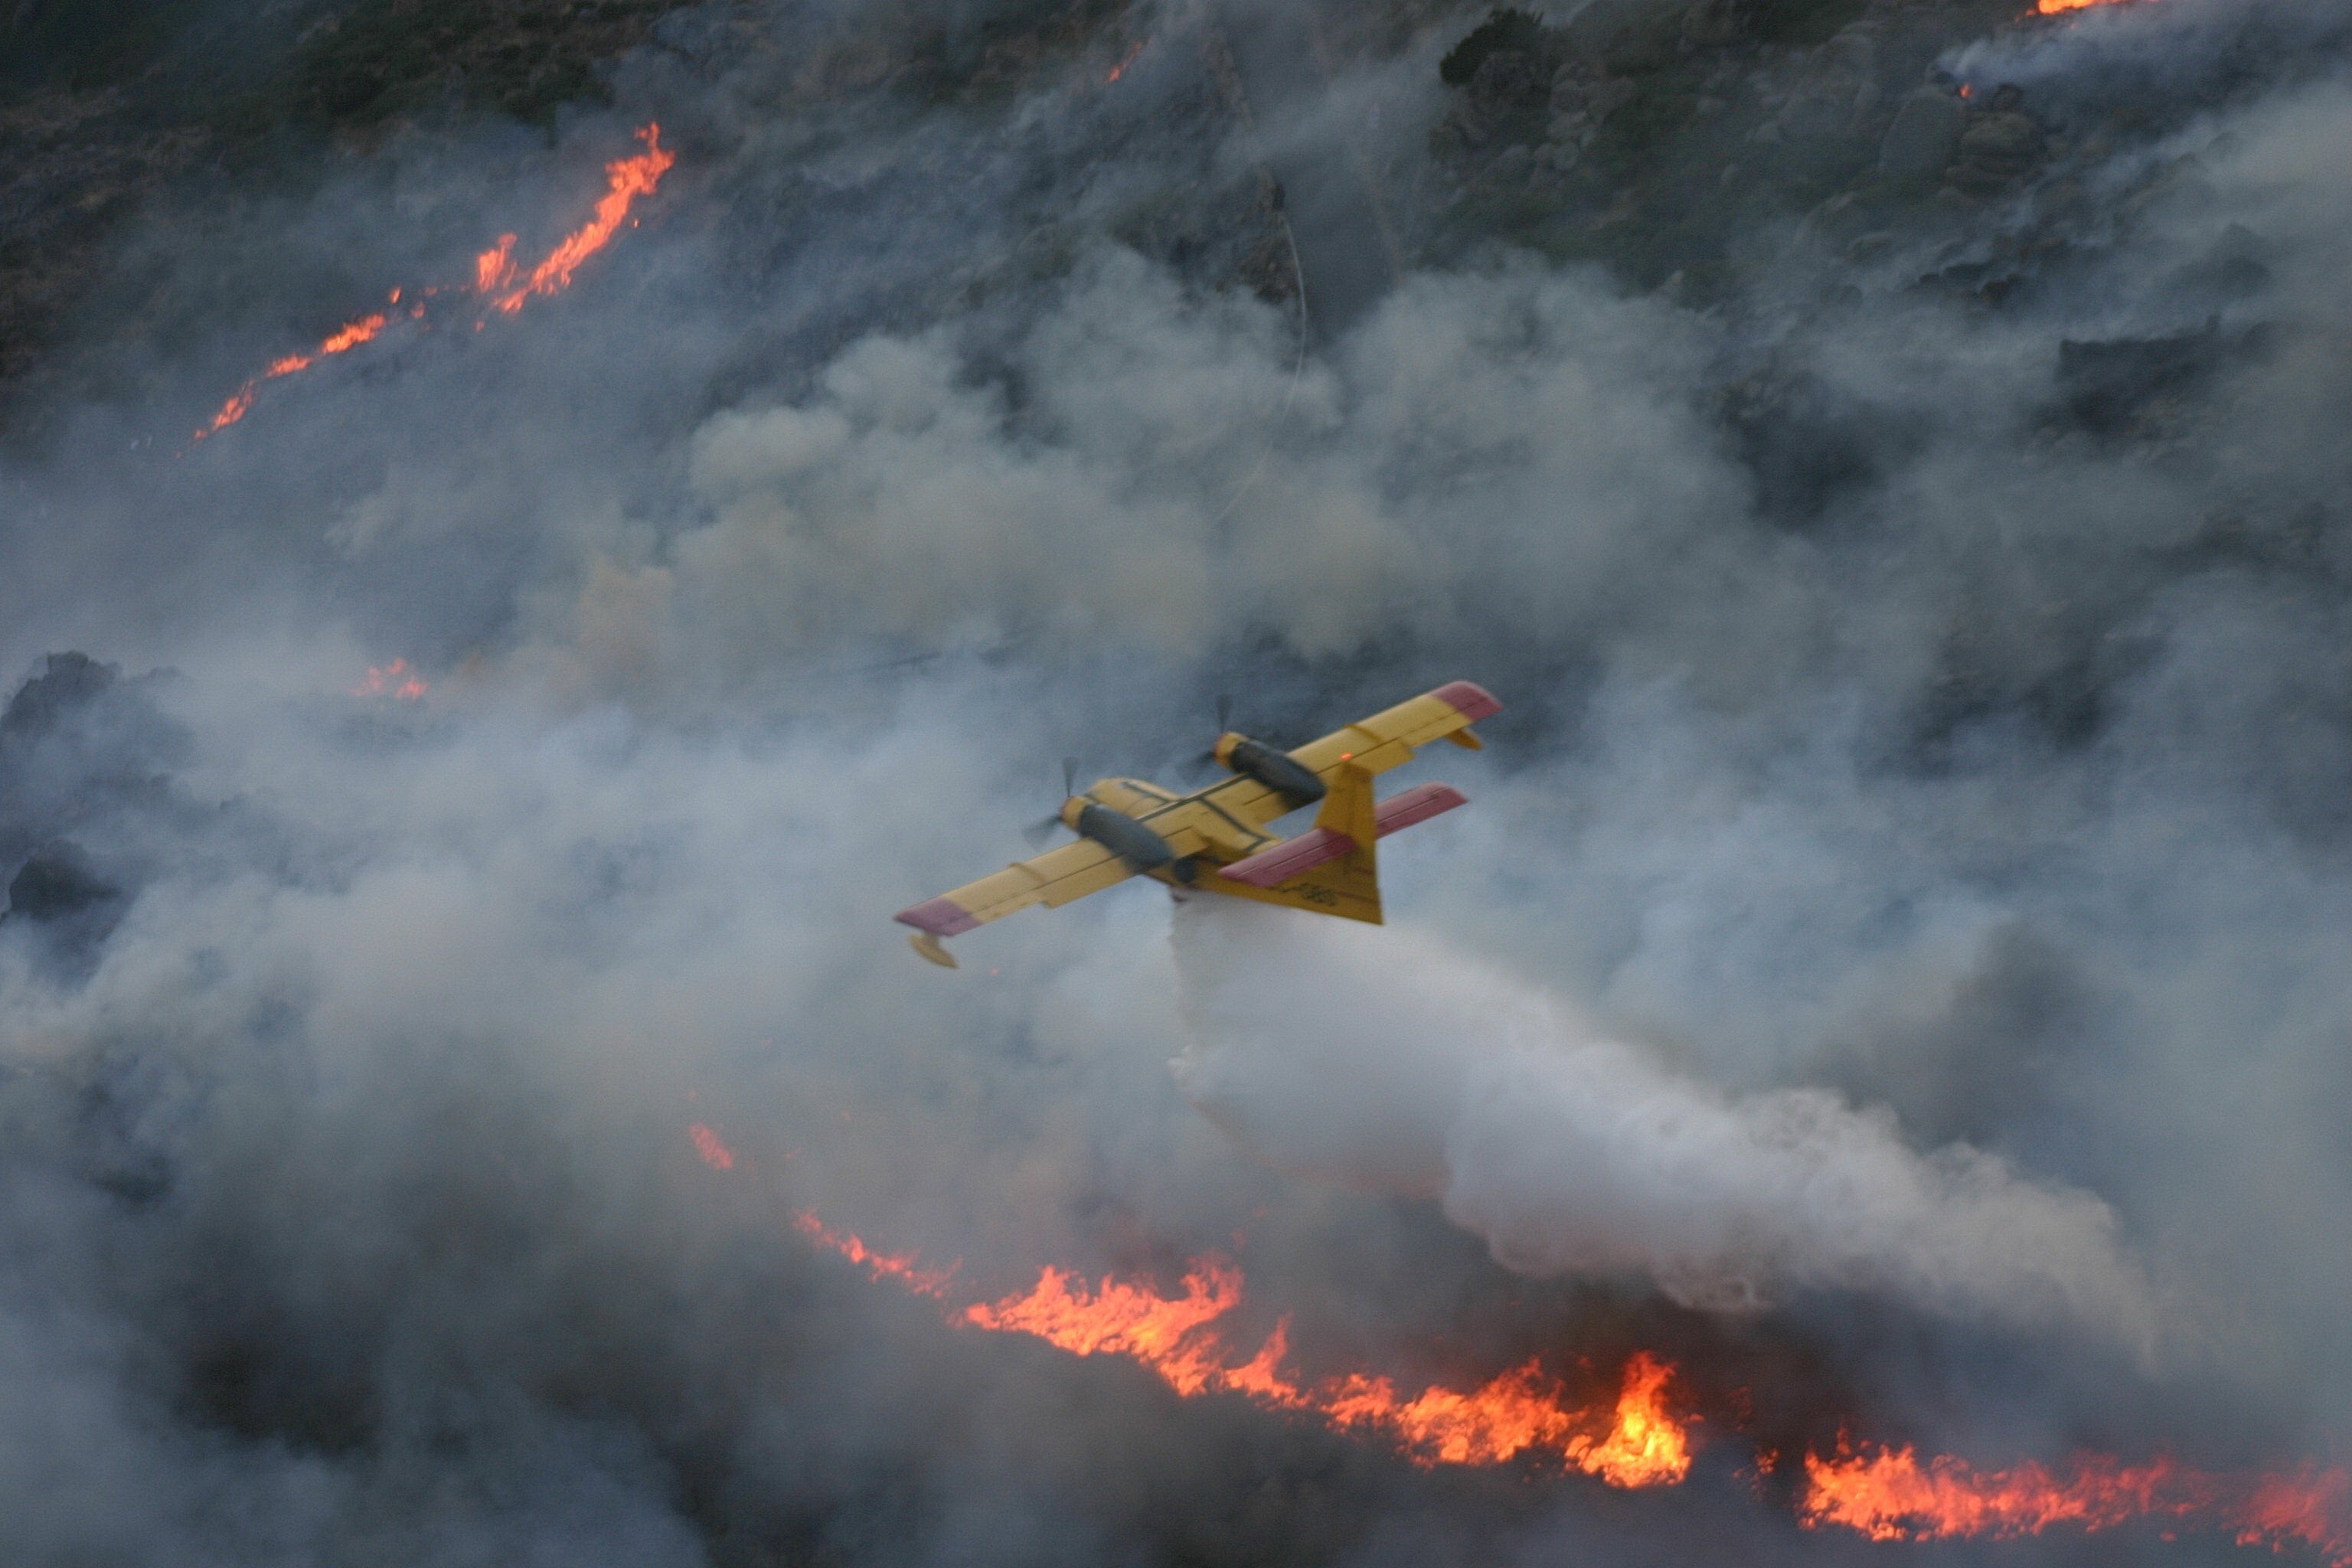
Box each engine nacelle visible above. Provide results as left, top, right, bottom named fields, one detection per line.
left=1212, top=733, right=1328, bottom=805
left=1073, top=802, right=1176, bottom=872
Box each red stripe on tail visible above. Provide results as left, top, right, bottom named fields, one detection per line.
left=1219, top=826, right=1353, bottom=887
left=1217, top=783, right=1469, bottom=888
left=1374, top=782, right=1468, bottom=835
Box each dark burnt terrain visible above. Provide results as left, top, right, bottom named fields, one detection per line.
left=6, top=0, right=2321, bottom=420
left=0, top=0, right=701, bottom=385
left=0, top=0, right=1181, bottom=396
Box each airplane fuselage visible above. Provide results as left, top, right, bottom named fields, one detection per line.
left=1063, top=769, right=1285, bottom=877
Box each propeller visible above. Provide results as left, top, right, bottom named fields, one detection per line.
left=1194, top=694, right=1236, bottom=771
left=1023, top=756, right=1081, bottom=846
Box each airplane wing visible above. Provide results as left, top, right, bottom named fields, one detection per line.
left=1287, top=679, right=1501, bottom=776
left=1181, top=680, right=1502, bottom=832
left=895, top=838, right=1133, bottom=958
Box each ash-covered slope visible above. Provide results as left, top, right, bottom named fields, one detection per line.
left=1, top=0, right=2350, bottom=1563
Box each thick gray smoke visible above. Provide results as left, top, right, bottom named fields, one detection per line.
left=1171, top=900, right=2158, bottom=1346
left=4, top=0, right=2352, bottom=1562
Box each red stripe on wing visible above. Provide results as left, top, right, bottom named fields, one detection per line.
left=895, top=897, right=981, bottom=936
left=1429, top=680, right=1502, bottom=723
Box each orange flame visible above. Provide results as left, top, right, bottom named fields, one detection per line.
left=475, top=234, right=520, bottom=296
left=200, top=385, right=258, bottom=439
left=1103, top=40, right=1145, bottom=83
left=195, top=308, right=394, bottom=439
left=689, top=1122, right=737, bottom=1171
left=1325, top=1348, right=1690, bottom=1482
left=790, top=1203, right=2352, bottom=1561
left=1577, top=1351, right=1690, bottom=1484
left=2036, top=0, right=2143, bottom=13
left=485, top=124, right=675, bottom=315
left=2241, top=1468, right=2352, bottom=1560
left=821, top=1223, right=1691, bottom=1485
left=192, top=126, right=671, bottom=445
left=965, top=1259, right=1251, bottom=1396
left=1802, top=1445, right=2352, bottom=1563
left=321, top=312, right=390, bottom=354
left=795, top=1211, right=959, bottom=1297
left=352, top=658, right=428, bottom=701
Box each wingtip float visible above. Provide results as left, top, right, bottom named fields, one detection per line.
left=895, top=681, right=1501, bottom=968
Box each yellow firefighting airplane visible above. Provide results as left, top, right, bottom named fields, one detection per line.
left=894, top=681, right=1501, bottom=966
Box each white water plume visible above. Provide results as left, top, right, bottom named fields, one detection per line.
left=1171, top=900, right=2159, bottom=1353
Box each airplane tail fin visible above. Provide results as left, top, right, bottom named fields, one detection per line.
left=1305, top=762, right=1381, bottom=923
left=1210, top=772, right=1468, bottom=923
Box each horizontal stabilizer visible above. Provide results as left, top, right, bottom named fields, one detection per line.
left=1372, top=780, right=1470, bottom=836
left=1217, top=782, right=1468, bottom=888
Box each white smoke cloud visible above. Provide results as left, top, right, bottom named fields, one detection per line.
left=649, top=249, right=1743, bottom=676
left=1171, top=899, right=2159, bottom=1351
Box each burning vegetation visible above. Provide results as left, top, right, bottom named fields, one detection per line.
left=789, top=1200, right=2352, bottom=1564
left=799, top=1207, right=1694, bottom=1488
left=192, top=123, right=673, bottom=443
left=351, top=658, right=428, bottom=701
left=1801, top=1446, right=2352, bottom=1560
